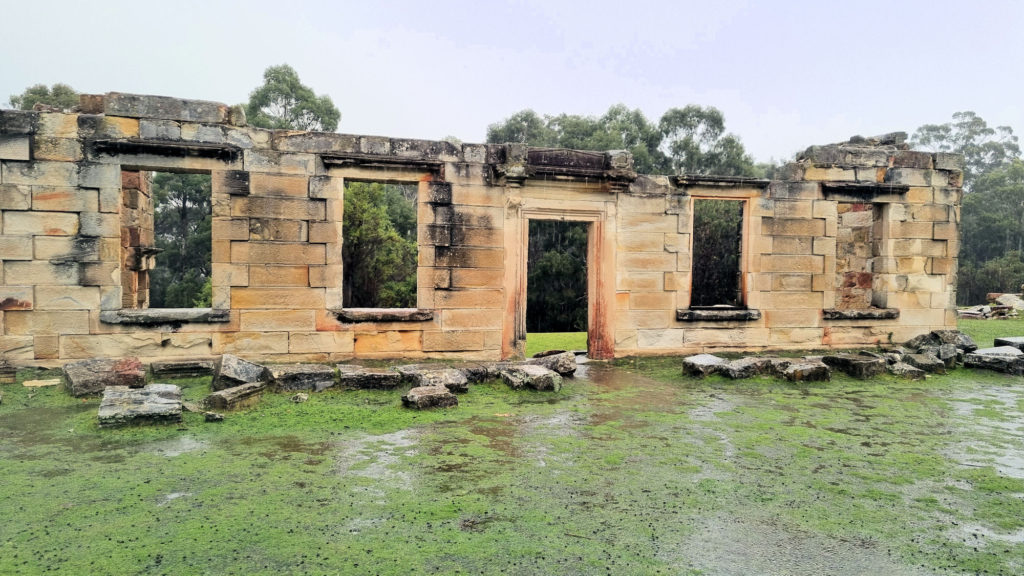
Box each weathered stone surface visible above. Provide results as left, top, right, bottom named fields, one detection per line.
left=963, top=346, right=1024, bottom=374
left=337, top=365, right=404, bottom=389
left=822, top=354, right=886, bottom=379
left=98, top=384, right=182, bottom=427
left=150, top=359, right=216, bottom=379
left=993, top=336, right=1024, bottom=352
left=205, top=411, right=225, bottom=422
left=904, top=353, right=946, bottom=374
left=500, top=365, right=563, bottom=391
left=335, top=308, right=434, bottom=323
left=888, top=362, right=926, bottom=379
left=677, top=308, right=762, bottom=322
left=720, top=357, right=774, bottom=379
left=402, top=385, right=458, bottom=409
left=932, top=330, right=978, bottom=353
left=782, top=361, right=831, bottom=382
left=205, top=381, right=265, bottom=410
left=995, top=293, right=1024, bottom=310
left=212, top=354, right=268, bottom=391
left=415, top=368, right=470, bottom=393
left=104, top=92, right=228, bottom=123
left=267, top=364, right=336, bottom=392
left=904, top=333, right=940, bottom=351
left=449, top=362, right=498, bottom=383
left=822, top=308, right=900, bottom=320
left=64, top=357, right=145, bottom=397
left=100, top=308, right=230, bottom=325
left=937, top=343, right=958, bottom=369
left=525, top=351, right=577, bottom=376
left=682, top=354, right=726, bottom=377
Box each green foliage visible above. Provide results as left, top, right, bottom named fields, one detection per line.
left=487, top=103, right=758, bottom=177
left=912, top=112, right=1024, bottom=303
left=245, top=64, right=340, bottom=131
left=8, top=83, right=78, bottom=110
left=527, top=220, right=588, bottom=332
left=342, top=182, right=417, bottom=308
left=149, top=173, right=212, bottom=308
left=911, top=111, right=1020, bottom=192
left=691, top=199, right=744, bottom=306
left=658, top=105, right=758, bottom=177
left=524, top=332, right=588, bottom=357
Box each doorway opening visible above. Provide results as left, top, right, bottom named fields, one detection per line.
left=525, top=219, right=589, bottom=357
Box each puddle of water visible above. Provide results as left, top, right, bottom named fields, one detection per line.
left=335, top=429, right=418, bottom=493
left=143, top=436, right=207, bottom=457
left=156, top=492, right=192, bottom=507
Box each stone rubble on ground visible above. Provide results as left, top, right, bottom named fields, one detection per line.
left=337, top=366, right=404, bottom=389
left=963, top=346, right=1024, bottom=374
left=205, top=381, right=266, bottom=411
left=267, top=364, right=335, bottom=392
left=98, top=384, right=182, bottom=427
left=500, top=364, right=563, bottom=392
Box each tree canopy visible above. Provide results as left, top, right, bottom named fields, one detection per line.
left=911, top=111, right=1020, bottom=192
left=149, top=173, right=212, bottom=308
left=8, top=83, right=78, bottom=111
left=245, top=64, right=340, bottom=132
left=342, top=182, right=418, bottom=308
left=486, top=103, right=757, bottom=177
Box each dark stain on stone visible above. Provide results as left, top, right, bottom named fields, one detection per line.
left=0, top=298, right=31, bottom=310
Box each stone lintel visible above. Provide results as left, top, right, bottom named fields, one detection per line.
left=89, top=138, right=241, bottom=162
left=100, top=308, right=231, bottom=325
left=676, top=308, right=762, bottom=322
left=822, top=308, right=900, bottom=320
left=672, top=174, right=770, bottom=189
left=321, top=153, right=443, bottom=170
left=334, top=308, right=434, bottom=323
left=821, top=182, right=909, bottom=197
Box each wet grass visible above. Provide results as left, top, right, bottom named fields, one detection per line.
left=958, top=314, right=1024, bottom=348
left=524, top=332, right=587, bottom=357
left=2, top=322, right=1024, bottom=574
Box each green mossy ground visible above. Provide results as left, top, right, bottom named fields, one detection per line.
left=1, top=321, right=1023, bottom=574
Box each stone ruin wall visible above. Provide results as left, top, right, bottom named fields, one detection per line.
left=0, top=93, right=962, bottom=365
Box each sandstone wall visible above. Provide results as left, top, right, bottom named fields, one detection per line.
left=0, top=93, right=961, bottom=364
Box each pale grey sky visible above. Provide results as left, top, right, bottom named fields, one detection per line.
left=3, top=0, right=1021, bottom=163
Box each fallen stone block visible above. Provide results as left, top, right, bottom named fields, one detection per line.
left=205, top=381, right=265, bottom=411
left=937, top=343, right=958, bottom=369
left=402, top=385, right=458, bottom=409
left=268, top=364, right=336, bottom=392
left=993, top=336, right=1024, bottom=352
left=903, top=333, right=940, bottom=352
left=98, top=384, right=182, bottom=427
left=64, top=357, right=145, bottom=397
left=932, top=330, right=978, bottom=353
left=415, top=368, right=469, bottom=393
left=525, top=351, right=578, bottom=376
left=213, top=354, right=268, bottom=391
left=995, top=293, right=1024, bottom=310
left=782, top=361, right=831, bottom=382
left=964, top=346, right=1024, bottom=374
left=449, top=362, right=498, bottom=383
left=500, top=365, right=563, bottom=392
left=337, top=365, right=405, bottom=389
left=290, top=393, right=309, bottom=403
left=682, top=354, right=727, bottom=377
left=720, top=357, right=774, bottom=379
left=204, top=412, right=225, bottom=422
left=822, top=354, right=886, bottom=379
left=150, top=359, right=216, bottom=379
left=888, top=362, right=926, bottom=380
left=904, top=353, right=946, bottom=374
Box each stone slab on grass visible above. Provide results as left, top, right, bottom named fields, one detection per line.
left=964, top=346, right=1024, bottom=374
left=822, top=354, right=886, bottom=379
left=683, top=354, right=727, bottom=377
left=268, top=364, right=336, bottom=392
left=337, top=365, right=404, bottom=389
left=98, top=384, right=181, bottom=427
left=905, top=353, right=946, bottom=374
left=782, top=361, right=831, bottom=382
left=151, top=359, right=216, bottom=379
left=205, top=381, right=266, bottom=411
left=993, top=336, right=1024, bottom=352
left=500, top=365, right=563, bottom=392
left=64, top=357, right=145, bottom=397
left=525, top=351, right=578, bottom=376
left=402, top=385, right=458, bottom=409
left=888, top=362, right=926, bottom=380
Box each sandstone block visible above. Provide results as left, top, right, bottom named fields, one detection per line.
left=150, top=359, right=217, bottom=378
left=0, top=236, right=32, bottom=260
left=0, top=135, right=31, bottom=161
left=64, top=357, right=145, bottom=397
left=268, top=364, right=336, bottom=392
left=206, top=381, right=265, bottom=411
left=231, top=196, right=325, bottom=220
left=3, top=211, right=79, bottom=236
left=1, top=160, right=78, bottom=187
left=0, top=184, right=31, bottom=209
left=337, top=365, right=404, bottom=389
left=104, top=92, right=229, bottom=123
left=500, top=364, right=562, bottom=391
left=402, top=385, right=458, bottom=409
left=682, top=354, right=726, bottom=377
left=525, top=351, right=578, bottom=376
left=98, top=384, right=182, bottom=427
left=213, top=354, right=269, bottom=390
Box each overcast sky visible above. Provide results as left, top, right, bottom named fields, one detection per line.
left=3, top=0, right=1021, bottom=163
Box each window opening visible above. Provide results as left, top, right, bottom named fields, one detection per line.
left=835, top=202, right=880, bottom=309
left=691, top=198, right=744, bottom=307
left=342, top=181, right=418, bottom=308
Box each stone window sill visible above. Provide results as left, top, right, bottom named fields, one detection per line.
left=334, top=308, right=434, bottom=323
left=100, top=308, right=231, bottom=325
left=823, top=308, right=900, bottom=320
left=676, top=308, right=762, bottom=322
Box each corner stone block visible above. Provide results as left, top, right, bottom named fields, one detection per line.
left=78, top=163, right=120, bottom=189
left=934, top=153, right=963, bottom=171
left=308, top=175, right=340, bottom=199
